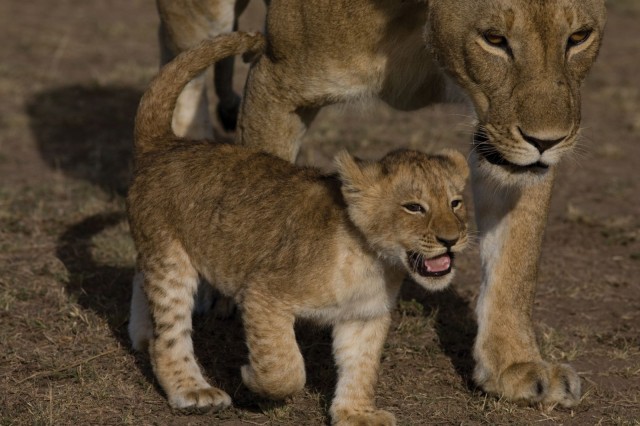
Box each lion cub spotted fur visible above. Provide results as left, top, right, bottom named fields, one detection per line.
left=127, top=33, right=469, bottom=425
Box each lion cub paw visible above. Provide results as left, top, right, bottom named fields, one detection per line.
left=169, top=386, right=232, bottom=414
left=332, top=408, right=396, bottom=426
left=241, top=364, right=305, bottom=400
left=498, top=361, right=581, bottom=407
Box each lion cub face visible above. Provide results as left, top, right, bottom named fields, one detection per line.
left=337, top=149, right=469, bottom=291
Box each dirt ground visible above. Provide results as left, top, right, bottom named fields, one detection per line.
left=1, top=0, right=639, bottom=425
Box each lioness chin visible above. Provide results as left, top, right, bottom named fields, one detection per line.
left=158, top=0, right=606, bottom=408
left=127, top=33, right=470, bottom=425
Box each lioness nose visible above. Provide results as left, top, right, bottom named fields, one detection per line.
left=436, top=236, right=458, bottom=249
left=518, top=128, right=567, bottom=154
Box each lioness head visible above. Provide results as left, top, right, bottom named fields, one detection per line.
left=426, top=0, right=606, bottom=185
left=336, top=149, right=469, bottom=291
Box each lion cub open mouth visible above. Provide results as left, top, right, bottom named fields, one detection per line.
left=407, top=251, right=454, bottom=277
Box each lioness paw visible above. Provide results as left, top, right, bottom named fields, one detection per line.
left=332, top=408, right=396, bottom=426
left=169, top=386, right=231, bottom=413
left=545, top=363, right=582, bottom=407
left=489, top=361, right=581, bottom=408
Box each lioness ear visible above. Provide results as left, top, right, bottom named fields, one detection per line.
left=438, top=148, right=470, bottom=181
left=334, top=150, right=379, bottom=194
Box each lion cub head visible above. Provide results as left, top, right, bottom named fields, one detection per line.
left=336, top=149, right=469, bottom=290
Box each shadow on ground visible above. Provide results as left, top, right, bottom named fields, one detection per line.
left=27, top=85, right=141, bottom=195
left=26, top=84, right=233, bottom=195
left=401, top=281, right=477, bottom=389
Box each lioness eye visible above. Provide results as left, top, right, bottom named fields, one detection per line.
left=483, top=31, right=508, bottom=49
left=568, top=30, right=592, bottom=47
left=451, top=199, right=462, bottom=210
left=403, top=203, right=425, bottom=214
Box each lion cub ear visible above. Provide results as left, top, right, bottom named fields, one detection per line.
left=334, top=150, right=380, bottom=196
left=437, top=148, right=470, bottom=182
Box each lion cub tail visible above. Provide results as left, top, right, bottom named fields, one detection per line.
left=134, top=32, right=265, bottom=155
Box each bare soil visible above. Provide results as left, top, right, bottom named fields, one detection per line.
left=1, top=1, right=639, bottom=424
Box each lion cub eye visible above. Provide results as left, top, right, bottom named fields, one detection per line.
left=483, top=31, right=508, bottom=49
left=451, top=199, right=463, bottom=210
left=568, top=29, right=592, bottom=48
left=403, top=203, right=426, bottom=214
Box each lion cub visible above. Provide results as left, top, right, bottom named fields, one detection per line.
left=127, top=32, right=470, bottom=425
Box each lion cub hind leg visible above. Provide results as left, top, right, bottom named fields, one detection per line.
left=128, top=271, right=153, bottom=351
left=142, top=242, right=231, bottom=412
left=240, top=294, right=306, bottom=399
left=330, top=315, right=396, bottom=426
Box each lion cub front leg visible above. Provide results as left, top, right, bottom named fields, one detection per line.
left=472, top=170, right=581, bottom=407
left=241, top=294, right=306, bottom=399
left=330, top=315, right=395, bottom=426
left=141, top=245, right=231, bottom=412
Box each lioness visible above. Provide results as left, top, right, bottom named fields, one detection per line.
left=158, top=0, right=607, bottom=408
left=127, top=32, right=470, bottom=424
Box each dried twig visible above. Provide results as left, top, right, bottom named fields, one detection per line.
left=15, top=349, right=118, bottom=384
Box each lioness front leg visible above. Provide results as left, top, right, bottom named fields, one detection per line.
left=237, top=57, right=319, bottom=162
left=472, top=167, right=581, bottom=407
left=330, top=315, right=395, bottom=426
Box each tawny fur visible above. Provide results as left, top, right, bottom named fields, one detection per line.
left=128, top=33, right=470, bottom=425
left=159, top=0, right=607, bottom=407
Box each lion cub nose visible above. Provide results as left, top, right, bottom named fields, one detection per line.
left=436, top=236, right=459, bottom=249
left=518, top=127, right=567, bottom=154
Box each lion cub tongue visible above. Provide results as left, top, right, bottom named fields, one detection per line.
left=424, top=254, right=451, bottom=273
